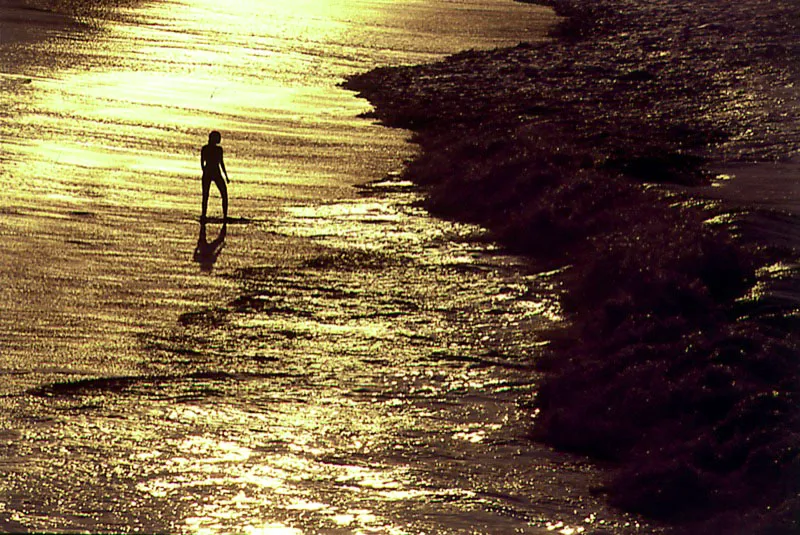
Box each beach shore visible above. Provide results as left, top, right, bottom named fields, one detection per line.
left=346, top=0, right=799, bottom=532
left=2, top=0, right=796, bottom=531
left=5, top=2, right=664, bottom=532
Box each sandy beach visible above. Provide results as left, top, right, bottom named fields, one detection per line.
left=0, top=0, right=796, bottom=532
left=0, top=1, right=672, bottom=533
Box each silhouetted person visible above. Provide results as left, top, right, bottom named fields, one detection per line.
left=200, top=130, right=230, bottom=222
left=193, top=221, right=226, bottom=272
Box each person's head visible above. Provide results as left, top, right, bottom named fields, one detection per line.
left=208, top=131, right=222, bottom=145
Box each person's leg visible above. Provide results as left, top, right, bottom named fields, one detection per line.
left=201, top=175, right=211, bottom=220
left=216, top=176, right=228, bottom=220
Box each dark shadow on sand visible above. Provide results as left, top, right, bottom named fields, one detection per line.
left=193, top=221, right=226, bottom=272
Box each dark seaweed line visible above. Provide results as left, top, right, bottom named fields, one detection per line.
left=27, top=370, right=300, bottom=398
left=344, top=0, right=799, bottom=532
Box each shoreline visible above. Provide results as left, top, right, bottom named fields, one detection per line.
left=2, top=0, right=795, bottom=530
left=3, top=4, right=668, bottom=532
left=345, top=0, right=798, bottom=532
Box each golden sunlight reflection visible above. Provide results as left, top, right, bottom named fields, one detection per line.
left=125, top=391, right=434, bottom=533
left=0, top=0, right=558, bottom=393
left=545, top=520, right=585, bottom=534
left=0, top=0, right=663, bottom=532
left=6, top=0, right=553, bottom=218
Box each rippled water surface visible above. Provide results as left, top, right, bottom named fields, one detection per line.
left=0, top=0, right=554, bottom=391
left=0, top=1, right=662, bottom=532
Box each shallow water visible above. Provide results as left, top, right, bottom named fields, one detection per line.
left=0, top=0, right=663, bottom=533
left=0, top=0, right=554, bottom=392
left=1, top=183, right=658, bottom=533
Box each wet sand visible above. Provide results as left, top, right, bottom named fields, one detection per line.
left=0, top=0, right=441, bottom=393
left=2, top=0, right=795, bottom=532
left=0, top=1, right=673, bottom=533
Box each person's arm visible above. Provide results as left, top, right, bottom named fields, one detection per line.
left=220, top=148, right=229, bottom=182
left=200, top=146, right=207, bottom=171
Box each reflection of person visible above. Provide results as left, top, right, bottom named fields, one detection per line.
left=200, top=130, right=230, bottom=222
left=193, top=221, right=226, bottom=272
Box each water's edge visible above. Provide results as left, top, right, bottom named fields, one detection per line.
left=345, top=0, right=799, bottom=532
left=2, top=1, right=669, bottom=533
left=4, top=0, right=797, bottom=532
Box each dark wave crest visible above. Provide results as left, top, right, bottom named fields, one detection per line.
left=345, top=0, right=799, bottom=531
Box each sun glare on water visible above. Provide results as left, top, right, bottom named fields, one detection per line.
left=0, top=1, right=634, bottom=534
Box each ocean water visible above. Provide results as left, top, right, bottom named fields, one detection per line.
left=0, top=0, right=666, bottom=533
